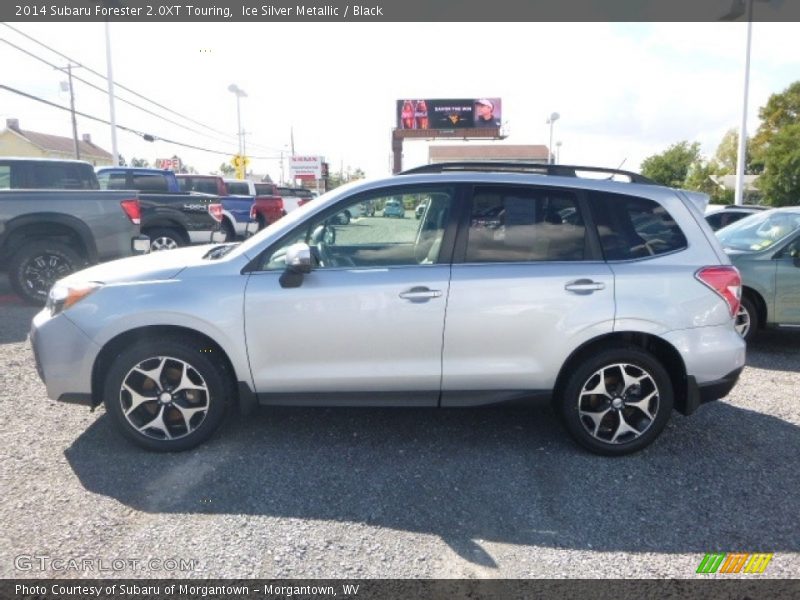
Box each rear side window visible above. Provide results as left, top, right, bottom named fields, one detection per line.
left=96, top=171, right=128, bottom=190
left=30, top=163, right=98, bottom=190
left=227, top=182, right=251, bottom=195
left=132, top=175, right=168, bottom=192
left=465, top=186, right=587, bottom=263
left=0, top=166, right=9, bottom=189
left=181, top=178, right=218, bottom=194
left=589, top=192, right=687, bottom=260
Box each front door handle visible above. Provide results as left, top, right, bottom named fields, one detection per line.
left=399, top=286, right=442, bottom=302
left=564, top=279, right=606, bottom=294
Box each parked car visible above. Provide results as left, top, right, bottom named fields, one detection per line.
left=96, top=167, right=225, bottom=251
left=252, top=183, right=286, bottom=229
left=383, top=198, right=405, bottom=218
left=31, top=162, right=745, bottom=456
left=177, top=175, right=258, bottom=241
left=276, top=186, right=315, bottom=213
left=716, top=207, right=800, bottom=341
left=0, top=158, right=149, bottom=304
left=705, top=204, right=768, bottom=231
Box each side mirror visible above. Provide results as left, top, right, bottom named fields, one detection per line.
left=280, top=243, right=311, bottom=288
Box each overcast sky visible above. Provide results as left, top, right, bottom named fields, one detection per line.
left=2, top=21, right=799, bottom=182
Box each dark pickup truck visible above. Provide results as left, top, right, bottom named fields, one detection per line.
left=95, top=167, right=225, bottom=251
left=0, top=158, right=149, bottom=304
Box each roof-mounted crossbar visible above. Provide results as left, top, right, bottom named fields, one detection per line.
left=399, top=162, right=656, bottom=185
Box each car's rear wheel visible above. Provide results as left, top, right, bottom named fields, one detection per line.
left=559, top=347, right=673, bottom=456
left=103, top=338, right=229, bottom=451
left=8, top=241, right=84, bottom=305
left=735, top=296, right=757, bottom=343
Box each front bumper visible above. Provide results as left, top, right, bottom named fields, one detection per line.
left=30, top=309, right=99, bottom=405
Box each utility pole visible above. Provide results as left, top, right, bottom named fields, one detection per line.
left=58, top=64, right=80, bottom=160
left=104, top=21, right=119, bottom=165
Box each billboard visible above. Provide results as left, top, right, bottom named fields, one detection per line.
left=290, top=155, right=324, bottom=180
left=396, top=98, right=502, bottom=130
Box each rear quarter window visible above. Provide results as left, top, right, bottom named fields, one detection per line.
left=227, top=182, right=251, bottom=195
left=589, top=192, right=687, bottom=260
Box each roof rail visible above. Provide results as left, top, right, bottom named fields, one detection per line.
left=399, top=161, right=656, bottom=184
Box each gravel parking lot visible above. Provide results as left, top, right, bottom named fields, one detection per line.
left=0, top=272, right=798, bottom=579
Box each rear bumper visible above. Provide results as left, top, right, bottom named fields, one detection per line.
left=684, top=367, right=744, bottom=415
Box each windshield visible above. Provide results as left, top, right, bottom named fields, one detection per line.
left=716, top=210, right=800, bottom=251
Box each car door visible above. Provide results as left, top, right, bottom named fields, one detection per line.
left=243, top=184, right=459, bottom=405
left=774, top=235, right=800, bottom=324
left=441, top=184, right=615, bottom=404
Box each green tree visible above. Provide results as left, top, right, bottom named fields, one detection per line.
left=714, top=128, right=755, bottom=174
left=640, top=141, right=701, bottom=188
left=326, top=166, right=366, bottom=190
left=754, top=122, right=800, bottom=207
left=130, top=157, right=150, bottom=168
left=752, top=81, right=800, bottom=157
left=218, top=162, right=235, bottom=176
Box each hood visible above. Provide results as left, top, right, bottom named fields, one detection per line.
left=60, top=245, right=219, bottom=286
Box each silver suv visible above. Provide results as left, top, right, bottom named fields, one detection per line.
left=30, top=163, right=746, bottom=455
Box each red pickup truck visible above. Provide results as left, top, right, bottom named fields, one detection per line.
left=252, top=183, right=286, bottom=230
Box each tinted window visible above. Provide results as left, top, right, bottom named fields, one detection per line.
left=0, top=166, right=9, bottom=189
left=132, top=175, right=169, bottom=192
left=97, top=171, right=128, bottom=190
left=182, top=178, right=218, bottom=194
left=590, top=192, right=687, bottom=260
left=254, top=183, right=276, bottom=195
left=227, top=182, right=251, bottom=195
left=31, top=163, right=98, bottom=190
left=465, top=186, right=587, bottom=263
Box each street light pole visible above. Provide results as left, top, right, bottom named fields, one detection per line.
left=734, top=0, right=754, bottom=206
left=228, top=84, right=247, bottom=178
left=547, top=112, right=560, bottom=165
left=104, top=21, right=119, bottom=165
left=556, top=141, right=562, bottom=165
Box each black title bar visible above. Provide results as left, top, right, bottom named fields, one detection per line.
left=3, top=0, right=800, bottom=22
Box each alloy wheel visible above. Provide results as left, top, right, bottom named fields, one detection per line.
left=734, top=304, right=751, bottom=339
left=577, top=363, right=660, bottom=444
left=151, top=236, right=179, bottom=251
left=119, top=356, right=210, bottom=441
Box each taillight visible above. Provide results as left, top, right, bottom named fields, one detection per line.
left=208, top=203, right=223, bottom=222
left=298, top=198, right=310, bottom=207
left=250, top=204, right=257, bottom=220
left=120, top=199, right=141, bottom=225
left=275, top=198, right=284, bottom=212
left=695, top=266, right=742, bottom=317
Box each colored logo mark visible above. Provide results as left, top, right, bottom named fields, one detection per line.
left=697, top=552, right=773, bottom=574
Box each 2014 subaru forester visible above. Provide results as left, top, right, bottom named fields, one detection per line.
left=30, top=163, right=746, bottom=455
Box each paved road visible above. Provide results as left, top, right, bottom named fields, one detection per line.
left=0, top=272, right=798, bottom=579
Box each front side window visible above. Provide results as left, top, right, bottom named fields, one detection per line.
left=262, top=186, right=455, bottom=270
left=590, top=192, right=687, bottom=260
left=464, top=186, right=587, bottom=263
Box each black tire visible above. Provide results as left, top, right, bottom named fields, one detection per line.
left=145, top=227, right=186, bottom=252
left=558, top=346, right=673, bottom=456
left=8, top=240, right=84, bottom=305
left=103, top=337, right=230, bottom=451
left=221, top=218, right=236, bottom=241
left=736, top=296, right=758, bottom=343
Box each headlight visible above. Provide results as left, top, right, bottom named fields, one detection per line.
left=47, top=282, right=102, bottom=316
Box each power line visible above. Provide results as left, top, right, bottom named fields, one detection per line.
left=1, top=23, right=286, bottom=154
left=0, top=84, right=282, bottom=160
left=1, top=37, right=240, bottom=155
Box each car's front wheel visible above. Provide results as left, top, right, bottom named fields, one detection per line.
left=558, top=347, right=673, bottom=456
left=103, top=338, right=230, bottom=451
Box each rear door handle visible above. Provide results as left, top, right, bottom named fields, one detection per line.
left=564, top=279, right=606, bottom=294
left=399, top=286, right=442, bottom=302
